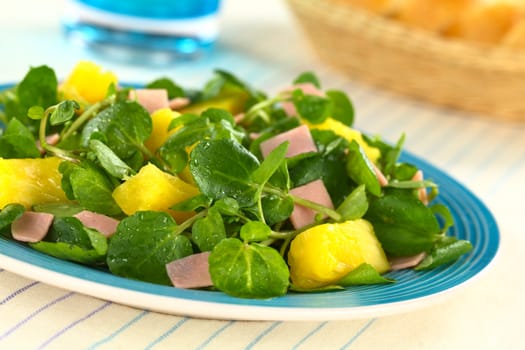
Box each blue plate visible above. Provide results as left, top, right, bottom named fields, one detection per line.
left=0, top=84, right=499, bottom=321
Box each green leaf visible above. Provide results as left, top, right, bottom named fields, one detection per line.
left=49, top=100, right=80, bottom=126
left=146, top=77, right=185, bottom=99
left=431, top=203, right=455, bottom=234
left=32, top=202, right=83, bottom=217
left=213, top=197, right=240, bottom=216
left=326, top=90, right=354, bottom=126
left=251, top=141, right=288, bottom=185
left=416, top=236, right=473, bottom=270
left=170, top=194, right=212, bottom=212
left=81, top=101, right=152, bottom=162
left=89, top=139, right=135, bottom=180
left=27, top=106, right=44, bottom=120
left=261, top=194, right=294, bottom=226
left=293, top=71, right=321, bottom=88
left=387, top=179, right=437, bottom=190
left=337, top=263, right=394, bottom=286
left=0, top=118, right=40, bottom=158
left=346, top=140, right=381, bottom=197
left=190, top=139, right=260, bottom=207
left=29, top=241, right=106, bottom=265
left=240, top=221, right=271, bottom=242
left=366, top=191, right=440, bottom=256
left=0, top=203, right=25, bottom=233
left=59, top=161, right=122, bottom=216
left=209, top=238, right=289, bottom=298
left=192, top=207, right=226, bottom=251
left=292, top=89, right=332, bottom=124
left=336, top=184, right=368, bottom=221
left=107, top=211, right=193, bottom=285
left=17, top=65, right=58, bottom=110
left=45, top=217, right=92, bottom=249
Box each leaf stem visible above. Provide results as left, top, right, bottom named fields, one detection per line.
left=61, top=95, right=115, bottom=141
left=173, top=210, right=208, bottom=236
left=39, top=107, right=79, bottom=162
left=263, top=185, right=342, bottom=222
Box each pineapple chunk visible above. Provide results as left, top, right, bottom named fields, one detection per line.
left=112, top=163, right=199, bottom=223
left=145, top=108, right=181, bottom=153
left=59, top=61, right=118, bottom=105
left=288, top=219, right=390, bottom=289
left=0, top=157, right=70, bottom=209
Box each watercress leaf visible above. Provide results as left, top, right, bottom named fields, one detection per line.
left=365, top=190, right=440, bottom=256
left=32, top=202, right=83, bottom=217
left=387, top=179, right=438, bottom=190
left=0, top=118, right=40, bottom=158
left=346, top=140, right=381, bottom=197
left=392, top=163, right=418, bottom=181
left=209, top=238, right=289, bottom=298
left=190, top=139, right=260, bottom=207
left=251, top=141, right=288, bottom=185
left=326, top=90, right=354, bottom=126
left=45, top=217, right=93, bottom=249
left=293, top=71, right=321, bottom=89
left=84, top=228, right=108, bottom=255
left=201, top=107, right=235, bottom=125
left=27, top=106, right=44, bottom=120
left=289, top=284, right=344, bottom=293
left=170, top=194, right=212, bottom=212
left=65, top=161, right=122, bottom=216
left=415, top=236, right=473, bottom=270
left=213, top=197, right=240, bottom=216
left=107, top=211, right=193, bottom=285
left=0, top=203, right=25, bottom=232
left=337, top=263, right=394, bottom=286
left=261, top=194, right=294, bottom=226
left=17, top=65, right=58, bottom=110
left=81, top=101, right=152, bottom=161
left=292, top=89, right=332, bottom=124
left=192, top=207, right=226, bottom=251
left=146, top=77, right=185, bottom=98
left=336, top=184, right=368, bottom=221
left=431, top=203, right=455, bottom=234
left=89, top=139, right=135, bottom=180
left=49, top=100, right=80, bottom=126
left=29, top=241, right=105, bottom=265
left=240, top=221, right=271, bottom=242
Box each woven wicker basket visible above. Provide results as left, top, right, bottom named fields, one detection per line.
left=286, top=0, right=525, bottom=122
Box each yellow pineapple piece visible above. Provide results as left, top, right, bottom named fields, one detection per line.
left=59, top=61, right=118, bottom=105
left=288, top=219, right=390, bottom=289
left=180, top=93, right=248, bottom=116
left=145, top=108, right=181, bottom=153
left=0, top=157, right=70, bottom=209
left=112, top=163, right=199, bottom=223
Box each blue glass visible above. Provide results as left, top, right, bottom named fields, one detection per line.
left=62, top=0, right=221, bottom=60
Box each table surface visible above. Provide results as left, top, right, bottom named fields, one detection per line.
left=1, top=1, right=524, bottom=349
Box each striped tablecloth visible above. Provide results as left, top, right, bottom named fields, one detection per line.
left=1, top=0, right=524, bottom=349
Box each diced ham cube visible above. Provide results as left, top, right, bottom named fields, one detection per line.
left=11, top=211, right=54, bottom=243
left=389, top=252, right=426, bottom=270
left=73, top=210, right=120, bottom=237
left=373, top=163, right=389, bottom=187
left=168, top=97, right=190, bottom=110
left=289, top=179, right=334, bottom=229
left=412, top=170, right=429, bottom=205
left=280, top=83, right=325, bottom=117
left=259, top=125, right=317, bottom=158
left=166, top=252, right=213, bottom=289
left=129, top=89, right=169, bottom=114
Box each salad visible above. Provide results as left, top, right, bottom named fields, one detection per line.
left=0, top=61, right=472, bottom=299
